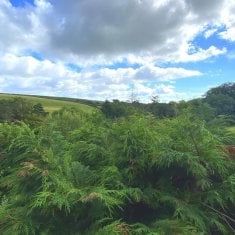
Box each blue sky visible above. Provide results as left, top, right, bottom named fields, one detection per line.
left=0, top=0, right=234, bottom=102
left=169, top=33, right=235, bottom=96
left=10, top=0, right=34, bottom=7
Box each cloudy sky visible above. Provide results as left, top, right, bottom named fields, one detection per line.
left=0, top=0, right=235, bottom=102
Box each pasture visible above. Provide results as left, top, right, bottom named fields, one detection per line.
left=0, top=93, right=94, bottom=113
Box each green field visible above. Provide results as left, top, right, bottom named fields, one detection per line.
left=228, top=126, right=235, bottom=134
left=0, top=93, right=95, bottom=113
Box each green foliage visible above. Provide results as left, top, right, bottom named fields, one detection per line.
left=0, top=106, right=234, bottom=234
left=206, top=82, right=235, bottom=100
left=147, top=102, right=177, bottom=118
left=188, top=99, right=216, bottom=122
left=32, top=103, right=48, bottom=116
left=0, top=98, right=49, bottom=126
left=0, top=98, right=33, bottom=122
left=101, top=100, right=138, bottom=119
left=205, top=83, right=235, bottom=117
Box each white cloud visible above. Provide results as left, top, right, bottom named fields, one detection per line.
left=0, top=53, right=202, bottom=102
left=0, top=0, right=229, bottom=62
left=220, top=28, right=235, bottom=41
left=204, top=28, right=218, bottom=38
left=175, top=46, right=227, bottom=63
left=218, top=0, right=235, bottom=41
left=41, top=0, right=221, bottom=56
left=134, top=64, right=202, bottom=80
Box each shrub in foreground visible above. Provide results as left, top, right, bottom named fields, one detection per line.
left=0, top=110, right=234, bottom=234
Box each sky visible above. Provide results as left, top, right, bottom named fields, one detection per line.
left=0, top=0, right=235, bottom=102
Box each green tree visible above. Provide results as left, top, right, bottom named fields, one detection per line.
left=205, top=83, right=235, bottom=117
left=32, top=103, right=47, bottom=116
left=147, top=102, right=177, bottom=118
left=101, top=100, right=136, bottom=119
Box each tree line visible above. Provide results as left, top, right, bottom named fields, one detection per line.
left=101, top=83, right=235, bottom=123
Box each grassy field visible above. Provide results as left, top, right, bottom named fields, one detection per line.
left=0, top=93, right=95, bottom=113
left=228, top=126, right=235, bottom=134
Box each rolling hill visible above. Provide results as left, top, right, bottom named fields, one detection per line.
left=0, top=93, right=95, bottom=113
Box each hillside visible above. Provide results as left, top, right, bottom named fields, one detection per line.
left=0, top=93, right=95, bottom=113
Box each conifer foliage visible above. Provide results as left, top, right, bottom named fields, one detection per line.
left=0, top=108, right=234, bottom=234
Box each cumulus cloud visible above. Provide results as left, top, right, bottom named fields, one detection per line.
left=1, top=0, right=229, bottom=60
left=32, top=0, right=228, bottom=64
left=0, top=0, right=48, bottom=54
left=0, top=53, right=201, bottom=101
left=220, top=28, right=235, bottom=41
left=175, top=46, right=227, bottom=63
left=45, top=0, right=188, bottom=56
left=134, top=64, right=201, bottom=80
left=219, top=0, right=235, bottom=41
left=42, top=0, right=224, bottom=56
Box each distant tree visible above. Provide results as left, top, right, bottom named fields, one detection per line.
left=205, top=83, right=235, bottom=116
left=128, top=86, right=139, bottom=103
left=0, top=98, right=48, bottom=124
left=188, top=99, right=216, bottom=122
left=147, top=102, right=177, bottom=118
left=0, top=98, right=33, bottom=122
left=101, top=100, right=135, bottom=119
left=206, top=82, right=235, bottom=99
left=0, top=100, right=11, bottom=121
left=151, top=95, right=159, bottom=104
left=206, top=94, right=234, bottom=116
left=32, top=103, right=47, bottom=116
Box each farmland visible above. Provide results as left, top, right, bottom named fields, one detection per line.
left=0, top=93, right=94, bottom=113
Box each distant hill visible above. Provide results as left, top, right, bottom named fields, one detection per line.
left=0, top=93, right=96, bottom=113
left=27, top=94, right=103, bottom=107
